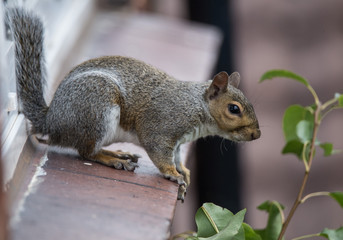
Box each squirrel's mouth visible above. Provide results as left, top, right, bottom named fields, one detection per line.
left=251, top=128, right=261, bottom=140
left=225, top=127, right=261, bottom=142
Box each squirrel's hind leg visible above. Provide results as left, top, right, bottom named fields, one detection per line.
left=101, top=149, right=141, bottom=163
left=80, top=149, right=139, bottom=171
left=92, top=150, right=139, bottom=171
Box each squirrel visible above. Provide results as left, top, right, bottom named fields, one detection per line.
left=7, top=8, right=260, bottom=201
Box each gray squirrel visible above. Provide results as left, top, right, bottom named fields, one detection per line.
left=7, top=8, right=260, bottom=201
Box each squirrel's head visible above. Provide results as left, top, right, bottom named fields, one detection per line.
left=207, top=71, right=261, bottom=142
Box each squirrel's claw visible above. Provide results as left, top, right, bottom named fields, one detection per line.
left=113, top=159, right=139, bottom=171
left=163, top=172, right=188, bottom=202
left=122, top=160, right=139, bottom=171
left=177, top=184, right=187, bottom=202
left=132, top=154, right=142, bottom=163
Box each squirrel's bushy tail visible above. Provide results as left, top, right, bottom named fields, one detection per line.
left=7, top=8, right=48, bottom=134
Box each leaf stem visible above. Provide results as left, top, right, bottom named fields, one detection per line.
left=169, top=231, right=196, bottom=240
left=301, top=142, right=310, bottom=172
left=308, top=85, right=320, bottom=106
left=291, top=233, right=321, bottom=240
left=301, top=192, right=330, bottom=204
left=271, top=200, right=285, bottom=223
left=277, top=103, right=322, bottom=240
left=321, top=97, right=338, bottom=111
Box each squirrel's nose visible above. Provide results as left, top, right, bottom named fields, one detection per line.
left=251, top=129, right=261, bottom=140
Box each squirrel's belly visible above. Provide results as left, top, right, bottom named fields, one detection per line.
left=100, top=105, right=140, bottom=147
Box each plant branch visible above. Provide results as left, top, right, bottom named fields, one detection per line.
left=321, top=106, right=341, bottom=120
left=277, top=172, right=309, bottom=240
left=277, top=103, right=322, bottom=240
left=319, top=97, right=339, bottom=121
left=307, top=105, right=321, bottom=169
left=301, top=192, right=330, bottom=204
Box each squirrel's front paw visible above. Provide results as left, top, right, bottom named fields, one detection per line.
left=162, top=170, right=188, bottom=202
left=165, top=174, right=187, bottom=202
left=163, top=173, right=186, bottom=186
left=177, top=184, right=187, bottom=202
left=156, top=164, right=188, bottom=201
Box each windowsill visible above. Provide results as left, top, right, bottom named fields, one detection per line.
left=9, top=139, right=184, bottom=239
left=7, top=8, right=221, bottom=240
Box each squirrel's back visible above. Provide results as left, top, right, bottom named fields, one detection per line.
left=50, top=55, right=213, bottom=138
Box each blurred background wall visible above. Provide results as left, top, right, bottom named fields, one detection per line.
left=12, top=0, right=341, bottom=239
left=134, top=0, right=343, bottom=238
left=235, top=1, right=343, bottom=238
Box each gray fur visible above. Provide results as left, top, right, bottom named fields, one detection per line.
left=9, top=8, right=260, bottom=198
left=48, top=56, right=216, bottom=154
left=7, top=8, right=48, bottom=134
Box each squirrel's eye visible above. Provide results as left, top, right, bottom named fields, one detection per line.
left=228, top=104, right=241, bottom=114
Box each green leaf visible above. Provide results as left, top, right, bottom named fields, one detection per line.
left=195, top=203, right=227, bottom=237
left=329, top=192, right=343, bottom=209
left=320, top=143, right=334, bottom=157
left=283, top=105, right=314, bottom=142
left=333, top=93, right=343, bottom=108
left=194, top=203, right=247, bottom=240
left=319, top=143, right=341, bottom=157
left=242, top=223, right=262, bottom=240
left=232, top=225, right=245, bottom=240
left=296, top=120, right=313, bottom=143
left=197, top=209, right=246, bottom=240
left=255, top=201, right=284, bottom=240
left=337, top=94, right=343, bottom=107
left=259, top=69, right=310, bottom=87
left=282, top=139, right=312, bottom=161
left=186, top=236, right=197, bottom=240
left=257, top=200, right=285, bottom=212
left=282, top=140, right=304, bottom=159
left=320, top=227, right=343, bottom=240
left=195, top=203, right=233, bottom=237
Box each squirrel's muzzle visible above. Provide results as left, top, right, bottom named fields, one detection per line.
left=251, top=128, right=261, bottom=140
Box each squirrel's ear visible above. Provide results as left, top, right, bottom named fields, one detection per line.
left=228, top=72, right=240, bottom=88
left=208, top=71, right=229, bottom=100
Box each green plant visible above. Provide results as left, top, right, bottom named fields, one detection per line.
left=172, top=70, right=343, bottom=240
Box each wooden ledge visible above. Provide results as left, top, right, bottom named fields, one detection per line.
left=9, top=140, right=190, bottom=240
